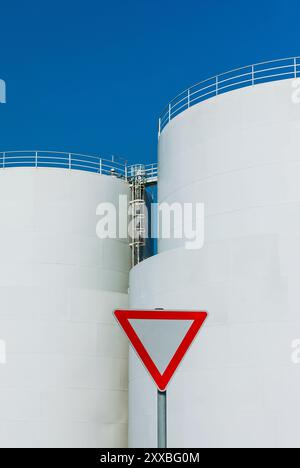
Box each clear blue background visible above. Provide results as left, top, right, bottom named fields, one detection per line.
left=0, top=0, right=299, bottom=164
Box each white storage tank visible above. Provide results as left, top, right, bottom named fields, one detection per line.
left=0, top=159, right=130, bottom=448
left=129, top=59, right=300, bottom=448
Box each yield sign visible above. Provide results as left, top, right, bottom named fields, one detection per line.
left=114, top=310, right=208, bottom=391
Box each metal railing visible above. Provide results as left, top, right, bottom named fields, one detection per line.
left=0, top=150, right=158, bottom=183
left=143, top=163, right=159, bottom=182
left=127, top=163, right=158, bottom=182
left=158, top=56, right=300, bottom=135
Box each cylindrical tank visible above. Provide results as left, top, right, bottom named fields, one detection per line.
left=129, top=78, right=300, bottom=448
left=0, top=167, right=130, bottom=448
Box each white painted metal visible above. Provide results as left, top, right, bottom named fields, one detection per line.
left=159, top=56, right=300, bottom=134
left=130, top=77, right=300, bottom=448
left=0, top=168, right=130, bottom=448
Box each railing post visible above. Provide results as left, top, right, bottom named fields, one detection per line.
left=35, top=151, right=38, bottom=168
left=252, top=65, right=255, bottom=86
left=216, top=76, right=219, bottom=95
left=168, top=103, right=171, bottom=123
left=69, top=153, right=72, bottom=170
left=294, top=57, right=297, bottom=79
left=187, top=88, right=190, bottom=108
left=99, top=158, right=102, bottom=175
left=3, top=152, right=5, bottom=169
left=125, top=163, right=128, bottom=181
left=158, top=118, right=161, bottom=138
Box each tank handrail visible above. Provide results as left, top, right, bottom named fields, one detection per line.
left=0, top=150, right=158, bottom=183
left=0, top=150, right=126, bottom=167
left=158, top=56, right=300, bottom=135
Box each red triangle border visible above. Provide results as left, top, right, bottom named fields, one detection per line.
left=114, top=310, right=208, bottom=391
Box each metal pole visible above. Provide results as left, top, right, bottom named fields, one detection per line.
left=155, top=307, right=167, bottom=449
left=157, top=390, right=167, bottom=449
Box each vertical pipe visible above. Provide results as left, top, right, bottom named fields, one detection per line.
left=35, top=151, right=38, bottom=168
left=252, top=65, right=255, bottom=86
left=216, top=76, right=219, bottom=95
left=294, top=57, right=297, bottom=79
left=168, top=104, right=171, bottom=123
left=99, top=159, right=102, bottom=175
left=3, top=152, right=5, bottom=169
left=69, top=153, right=72, bottom=170
left=157, top=390, right=167, bottom=449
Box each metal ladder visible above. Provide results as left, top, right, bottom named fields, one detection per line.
left=129, top=165, right=148, bottom=267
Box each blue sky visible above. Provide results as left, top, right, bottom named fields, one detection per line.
left=0, top=0, right=300, bottom=165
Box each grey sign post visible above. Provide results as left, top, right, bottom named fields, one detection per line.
left=157, top=389, right=167, bottom=448
left=155, top=308, right=167, bottom=449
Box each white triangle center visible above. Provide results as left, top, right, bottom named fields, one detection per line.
left=128, top=319, right=193, bottom=374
